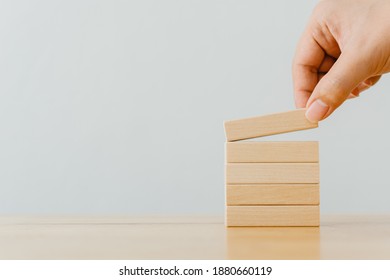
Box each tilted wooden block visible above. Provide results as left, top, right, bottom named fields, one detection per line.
left=226, top=205, right=320, bottom=226
left=226, top=141, right=319, bottom=163
left=224, top=109, right=318, bottom=141
left=226, top=184, right=319, bottom=205
left=226, top=163, right=319, bottom=184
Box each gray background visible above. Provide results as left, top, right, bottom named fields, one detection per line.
left=0, top=0, right=389, bottom=215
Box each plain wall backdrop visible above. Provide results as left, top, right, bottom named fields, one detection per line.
left=0, top=0, right=389, bottom=215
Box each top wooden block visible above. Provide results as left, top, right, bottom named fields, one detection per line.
left=224, top=109, right=318, bottom=141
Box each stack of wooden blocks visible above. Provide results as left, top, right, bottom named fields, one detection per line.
left=224, top=109, right=320, bottom=226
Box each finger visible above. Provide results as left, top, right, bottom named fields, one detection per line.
left=347, top=93, right=359, bottom=99
left=305, top=50, right=372, bottom=122
left=293, top=27, right=325, bottom=108
left=317, top=72, right=325, bottom=82
left=319, top=55, right=336, bottom=73
left=351, top=75, right=382, bottom=97
left=363, top=75, right=381, bottom=87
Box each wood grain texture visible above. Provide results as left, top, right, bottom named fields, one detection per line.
left=3, top=215, right=390, bottom=259
left=224, top=109, right=318, bottom=141
left=227, top=225, right=320, bottom=259
left=226, top=206, right=320, bottom=226
left=226, top=184, right=319, bottom=205
left=226, top=163, right=319, bottom=184
left=226, top=141, right=319, bottom=163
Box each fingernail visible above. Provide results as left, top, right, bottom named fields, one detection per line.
left=305, top=99, right=329, bottom=123
left=348, top=93, right=359, bottom=99
left=363, top=80, right=373, bottom=86
left=357, top=83, right=371, bottom=93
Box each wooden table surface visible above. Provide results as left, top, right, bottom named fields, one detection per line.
left=0, top=215, right=389, bottom=259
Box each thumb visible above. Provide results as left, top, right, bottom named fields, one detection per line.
left=305, top=51, right=371, bottom=122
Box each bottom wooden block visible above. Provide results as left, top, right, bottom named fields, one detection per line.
left=226, top=206, right=320, bottom=227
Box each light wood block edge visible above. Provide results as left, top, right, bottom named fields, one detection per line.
left=224, top=109, right=318, bottom=141
left=226, top=205, right=320, bottom=227
left=226, top=184, right=320, bottom=205
left=226, top=163, right=319, bottom=184
left=225, top=141, right=319, bottom=163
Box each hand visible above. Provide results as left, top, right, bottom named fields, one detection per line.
left=293, top=0, right=390, bottom=122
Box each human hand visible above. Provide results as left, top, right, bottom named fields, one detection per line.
left=293, top=0, right=390, bottom=122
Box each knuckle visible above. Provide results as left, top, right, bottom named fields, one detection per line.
left=321, top=94, right=342, bottom=108
left=312, top=1, right=330, bottom=16
left=311, top=0, right=336, bottom=27
left=318, top=77, right=347, bottom=108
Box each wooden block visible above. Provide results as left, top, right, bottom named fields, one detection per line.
left=226, top=184, right=319, bottom=205
left=226, top=141, right=319, bottom=163
left=226, top=206, right=320, bottom=226
left=226, top=226, right=320, bottom=259
left=226, top=163, right=319, bottom=184
left=224, top=109, right=318, bottom=141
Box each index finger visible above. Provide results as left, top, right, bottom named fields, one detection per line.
left=292, top=27, right=325, bottom=108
